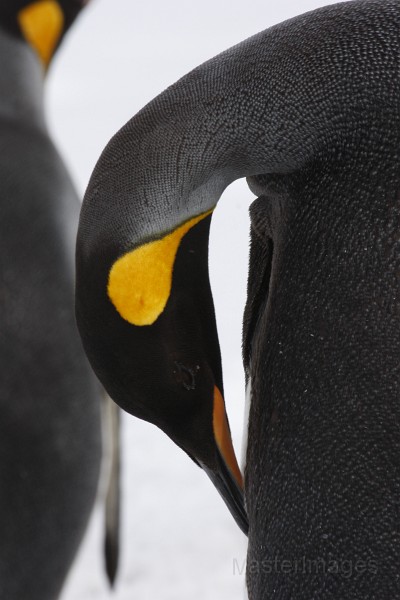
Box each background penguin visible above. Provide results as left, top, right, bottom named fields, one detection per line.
left=0, top=2, right=105, bottom=598
left=76, top=0, right=400, bottom=598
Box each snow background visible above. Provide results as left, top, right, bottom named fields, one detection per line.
left=44, top=1, right=346, bottom=597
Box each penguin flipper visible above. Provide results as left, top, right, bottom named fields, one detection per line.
left=103, top=393, right=121, bottom=586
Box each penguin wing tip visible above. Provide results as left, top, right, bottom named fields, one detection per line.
left=105, top=536, right=119, bottom=587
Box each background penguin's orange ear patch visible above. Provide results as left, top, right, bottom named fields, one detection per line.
left=18, top=0, right=64, bottom=68
left=108, top=210, right=213, bottom=326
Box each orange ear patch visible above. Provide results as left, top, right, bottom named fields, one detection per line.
left=213, top=386, right=243, bottom=489
left=108, top=210, right=213, bottom=326
left=18, top=0, right=64, bottom=68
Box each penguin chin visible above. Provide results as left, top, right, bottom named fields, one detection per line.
left=199, top=450, right=249, bottom=536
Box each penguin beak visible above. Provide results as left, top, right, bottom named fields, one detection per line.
left=201, top=451, right=248, bottom=535
left=201, top=387, right=248, bottom=535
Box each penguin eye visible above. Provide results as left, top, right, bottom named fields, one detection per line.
left=173, top=362, right=200, bottom=391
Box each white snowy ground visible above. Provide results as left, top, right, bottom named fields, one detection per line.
left=45, top=1, right=346, bottom=598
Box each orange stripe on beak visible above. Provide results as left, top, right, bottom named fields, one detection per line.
left=213, top=386, right=243, bottom=489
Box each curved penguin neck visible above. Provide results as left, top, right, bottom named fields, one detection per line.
left=0, top=28, right=46, bottom=131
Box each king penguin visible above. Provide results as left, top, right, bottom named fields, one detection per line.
left=0, top=2, right=103, bottom=598
left=76, top=0, right=400, bottom=597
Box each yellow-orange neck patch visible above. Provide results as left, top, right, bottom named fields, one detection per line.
left=108, top=209, right=213, bottom=326
left=213, top=386, right=244, bottom=489
left=18, top=0, right=64, bottom=68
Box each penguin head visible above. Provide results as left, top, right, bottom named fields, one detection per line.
left=0, top=0, right=89, bottom=69
left=76, top=208, right=248, bottom=534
